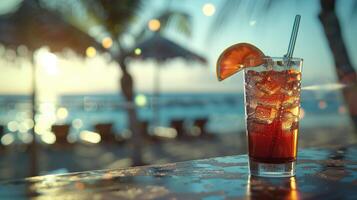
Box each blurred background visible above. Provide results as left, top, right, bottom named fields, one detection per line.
left=0, top=0, right=356, bottom=180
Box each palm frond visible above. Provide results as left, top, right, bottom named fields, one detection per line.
left=206, top=0, right=241, bottom=41
left=206, top=0, right=284, bottom=44
left=39, top=0, right=99, bottom=33
left=350, top=0, right=357, bottom=19
left=264, top=0, right=275, bottom=10
left=156, top=10, right=192, bottom=37
left=134, top=9, right=192, bottom=44
left=79, top=0, right=141, bottom=38
left=134, top=26, right=148, bottom=43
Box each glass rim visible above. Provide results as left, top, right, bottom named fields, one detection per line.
left=261, top=56, right=303, bottom=62
left=244, top=56, right=303, bottom=71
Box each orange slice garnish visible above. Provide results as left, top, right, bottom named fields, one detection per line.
left=216, top=43, right=265, bottom=81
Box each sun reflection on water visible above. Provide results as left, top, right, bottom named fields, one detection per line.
left=79, top=130, right=101, bottom=144
left=1, top=133, right=15, bottom=145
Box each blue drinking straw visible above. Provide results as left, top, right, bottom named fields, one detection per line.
left=285, top=15, right=301, bottom=59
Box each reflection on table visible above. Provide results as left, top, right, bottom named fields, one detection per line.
left=0, top=145, right=356, bottom=199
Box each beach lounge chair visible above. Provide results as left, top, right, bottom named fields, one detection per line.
left=169, top=119, right=188, bottom=139
left=51, top=124, right=71, bottom=146
left=0, top=125, right=4, bottom=149
left=140, top=120, right=153, bottom=140
left=0, top=125, right=3, bottom=137
left=94, top=123, right=127, bottom=143
left=191, top=118, right=215, bottom=139
left=94, top=123, right=116, bottom=143
left=140, top=120, right=165, bottom=142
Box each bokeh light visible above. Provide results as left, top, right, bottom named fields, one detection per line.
left=318, top=100, right=327, bottom=109
left=19, top=132, right=33, bottom=144
left=135, top=94, right=147, bottom=107
left=41, top=131, right=56, bottom=144
left=72, top=118, right=83, bottom=129
left=102, top=37, right=113, bottom=49
left=338, top=105, right=346, bottom=114
left=17, top=45, right=28, bottom=56
left=7, top=121, right=18, bottom=132
left=36, top=103, right=57, bottom=130
left=249, top=20, right=256, bottom=26
left=148, top=19, right=161, bottom=31
left=86, top=46, right=96, bottom=58
left=153, top=127, right=177, bottom=139
left=40, top=52, right=58, bottom=75
left=34, top=121, right=50, bottom=135
left=1, top=133, right=15, bottom=146
left=24, top=118, right=34, bottom=130
left=18, top=123, right=28, bottom=133
left=134, top=48, right=142, bottom=55
left=80, top=131, right=101, bottom=144
left=202, top=3, right=215, bottom=16
left=5, top=49, right=16, bottom=60
left=39, top=102, right=56, bottom=113
left=56, top=107, right=69, bottom=120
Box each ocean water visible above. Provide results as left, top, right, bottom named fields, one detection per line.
left=0, top=90, right=352, bottom=137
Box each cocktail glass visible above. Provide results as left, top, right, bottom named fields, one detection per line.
left=244, top=57, right=303, bottom=177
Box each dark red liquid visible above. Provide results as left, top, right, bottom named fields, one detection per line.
left=247, top=119, right=298, bottom=164
left=245, top=69, right=301, bottom=164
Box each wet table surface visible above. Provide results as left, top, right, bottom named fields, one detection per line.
left=0, top=145, right=357, bottom=200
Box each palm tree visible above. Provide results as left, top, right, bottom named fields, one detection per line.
left=210, top=0, right=357, bottom=132
left=318, top=0, right=357, bottom=131
left=41, top=0, right=194, bottom=165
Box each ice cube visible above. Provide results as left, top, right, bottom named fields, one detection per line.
left=282, top=95, right=299, bottom=108
left=288, top=72, right=301, bottom=82
left=283, top=111, right=294, bottom=119
left=247, top=70, right=259, bottom=76
left=285, top=80, right=301, bottom=90
left=264, top=57, right=274, bottom=70
left=246, top=99, right=258, bottom=116
left=270, top=71, right=288, bottom=84
left=281, top=120, right=293, bottom=131
left=255, top=89, right=265, bottom=98
left=256, top=80, right=280, bottom=95
left=280, top=88, right=293, bottom=96
left=246, top=70, right=264, bottom=85
left=250, top=99, right=258, bottom=108
left=290, top=121, right=299, bottom=130
left=288, top=68, right=301, bottom=75
left=281, top=112, right=298, bottom=131
left=246, top=85, right=265, bottom=98
left=256, top=94, right=282, bottom=108
left=248, top=120, right=268, bottom=134
left=250, top=75, right=263, bottom=83
left=286, top=106, right=300, bottom=116
left=253, top=105, right=277, bottom=124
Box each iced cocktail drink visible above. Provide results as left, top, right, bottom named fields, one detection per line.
left=244, top=57, right=302, bottom=177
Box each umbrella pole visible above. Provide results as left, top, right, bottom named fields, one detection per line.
left=153, top=66, right=161, bottom=128
left=29, top=56, right=38, bottom=176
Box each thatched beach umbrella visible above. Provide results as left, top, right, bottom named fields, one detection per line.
left=126, top=33, right=207, bottom=127
left=128, top=34, right=206, bottom=62
left=0, top=0, right=101, bottom=55
left=0, top=0, right=101, bottom=176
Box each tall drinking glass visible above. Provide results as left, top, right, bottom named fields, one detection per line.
left=244, top=57, right=303, bottom=177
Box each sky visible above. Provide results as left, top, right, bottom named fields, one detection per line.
left=0, top=0, right=356, bottom=97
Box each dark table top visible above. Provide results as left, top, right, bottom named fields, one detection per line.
left=0, top=144, right=356, bottom=200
